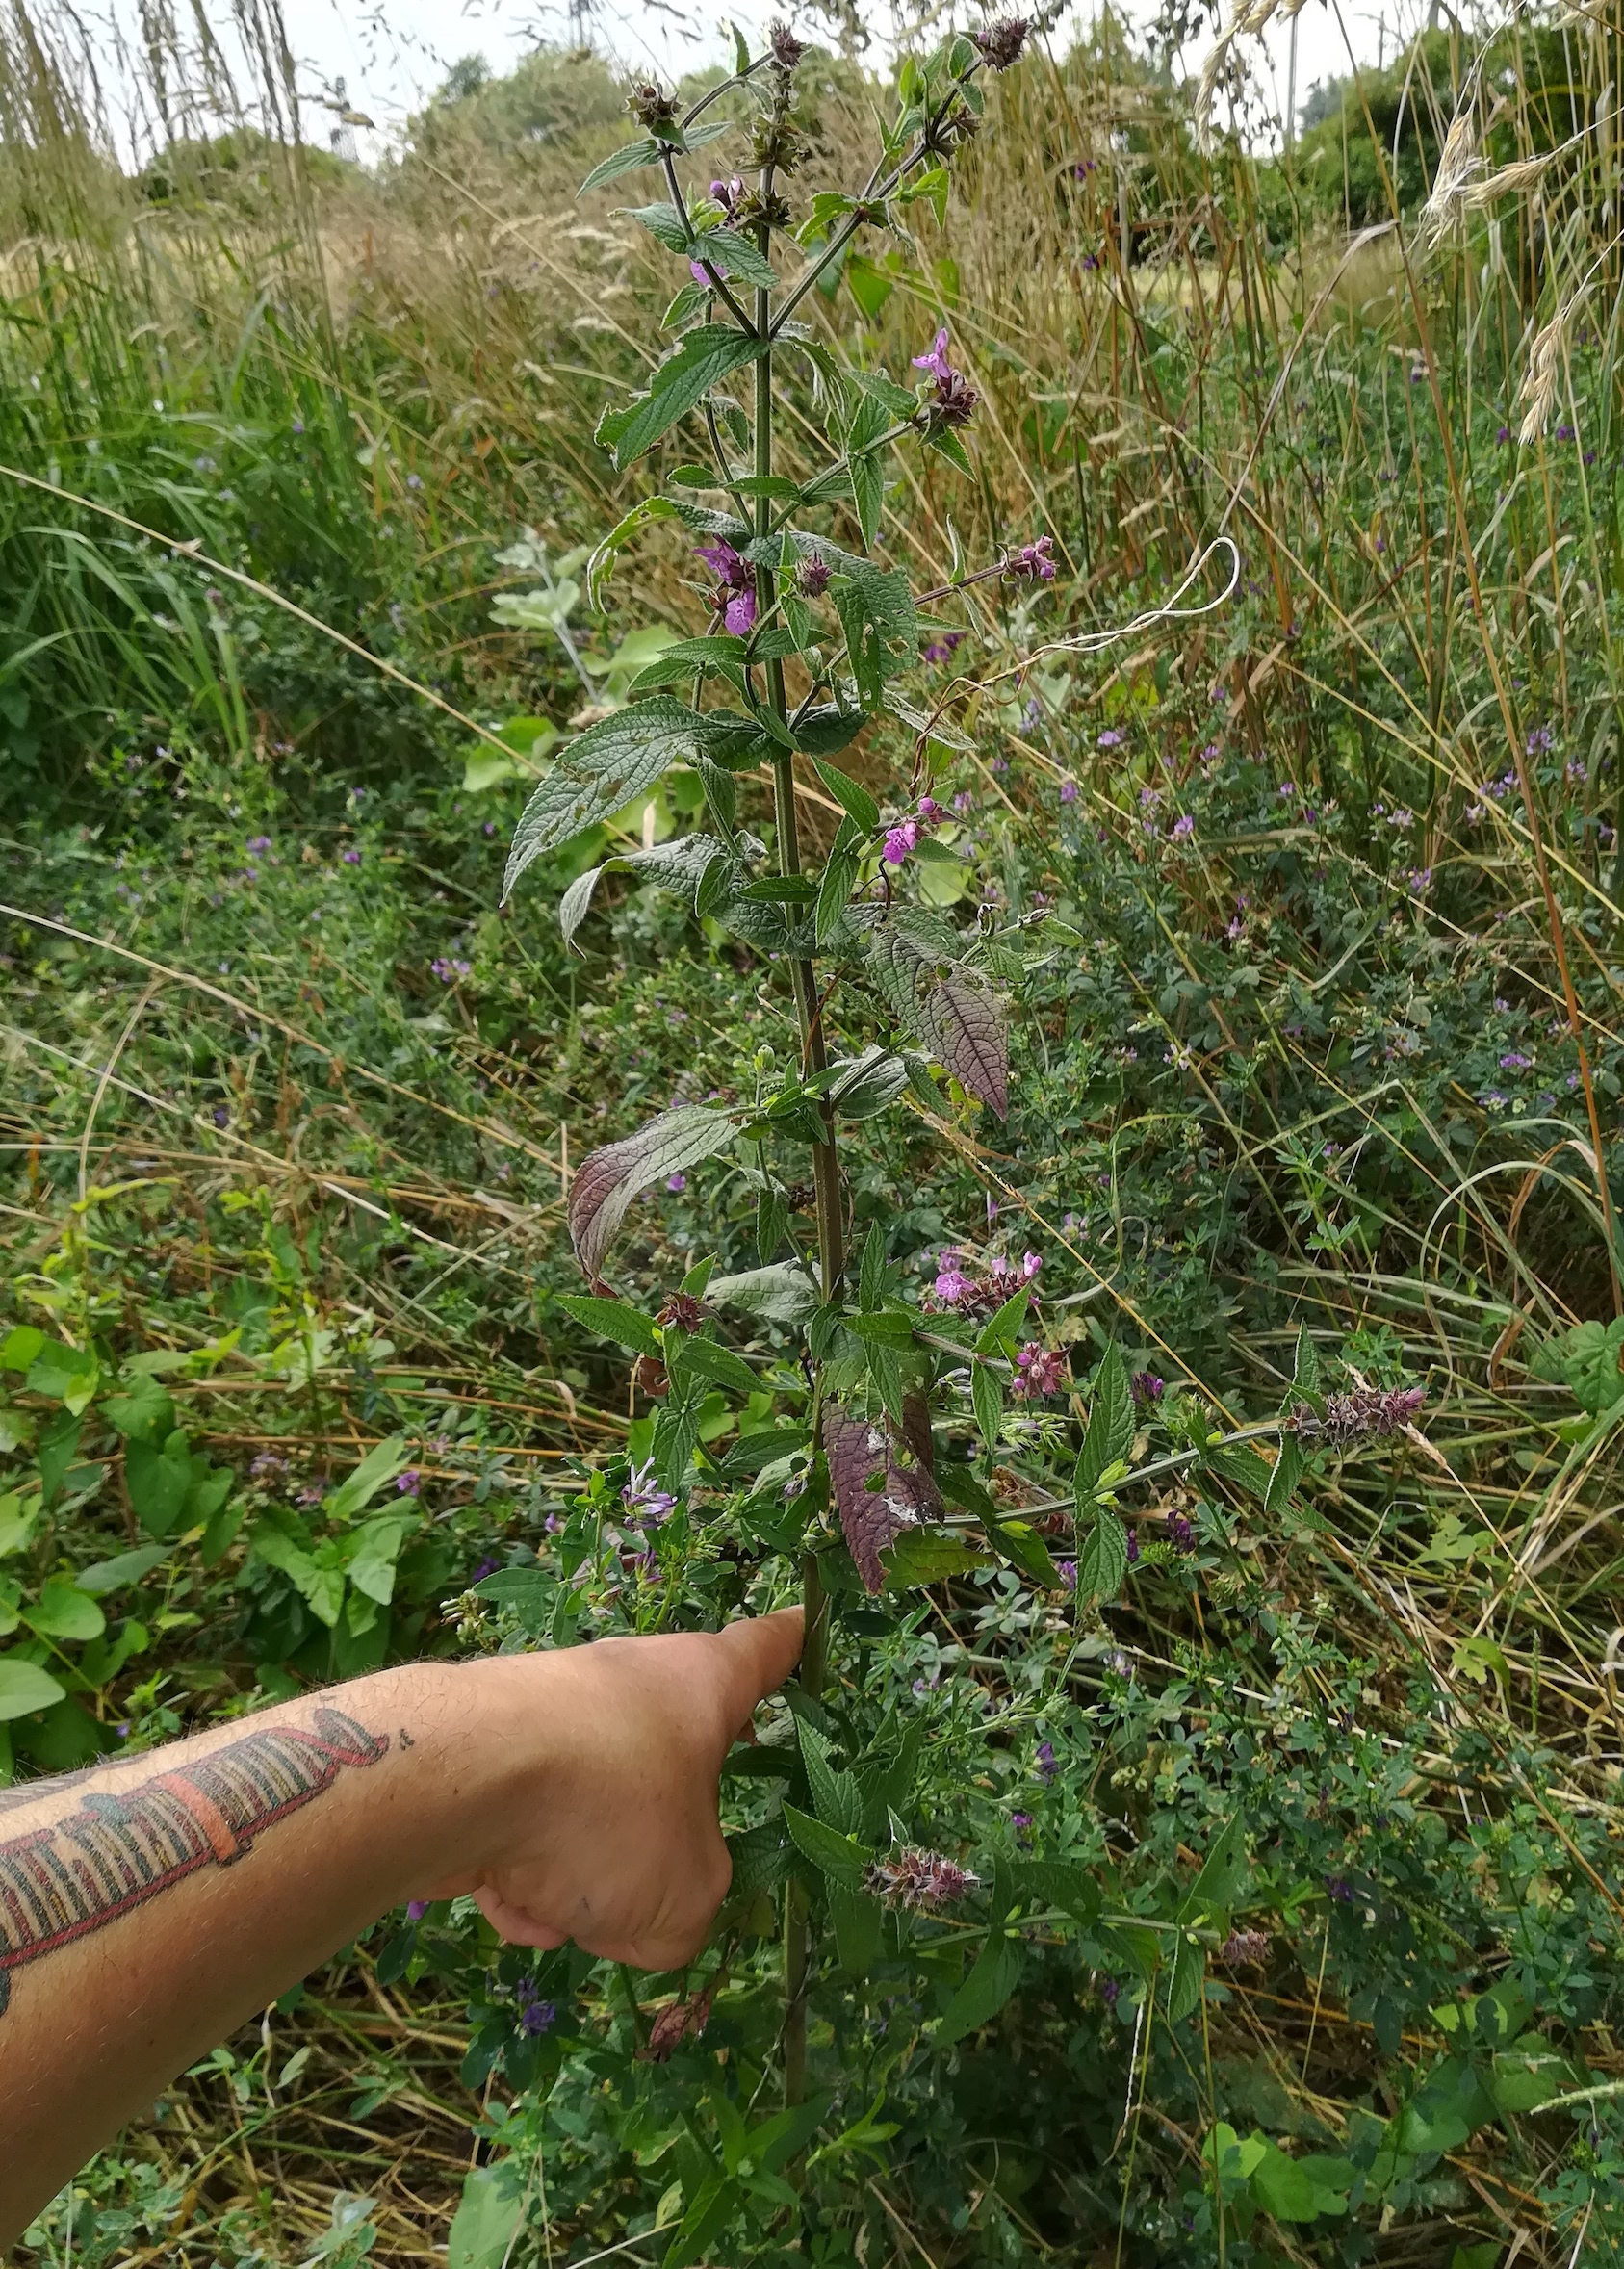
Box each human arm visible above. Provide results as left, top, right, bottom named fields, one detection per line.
left=0, top=1611, right=803, bottom=2244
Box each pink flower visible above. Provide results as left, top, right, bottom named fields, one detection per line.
left=911, top=328, right=978, bottom=429
left=1060, top=779, right=1078, bottom=803
left=883, top=820, right=918, bottom=865
left=1012, top=1342, right=1068, bottom=1398
left=695, top=539, right=756, bottom=635
left=934, top=1260, right=973, bottom=1304
left=912, top=327, right=954, bottom=383
left=1007, top=535, right=1056, bottom=582
left=1170, top=813, right=1195, bottom=840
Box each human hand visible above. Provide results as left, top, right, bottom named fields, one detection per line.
left=427, top=1610, right=804, bottom=1971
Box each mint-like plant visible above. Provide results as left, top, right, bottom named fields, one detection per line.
left=495, top=18, right=1430, bottom=2205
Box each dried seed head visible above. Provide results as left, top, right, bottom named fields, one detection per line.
left=1417, top=103, right=1481, bottom=249
left=1517, top=299, right=1572, bottom=445
left=1461, top=153, right=1551, bottom=208
left=1219, top=1928, right=1271, bottom=1967
left=768, top=20, right=808, bottom=67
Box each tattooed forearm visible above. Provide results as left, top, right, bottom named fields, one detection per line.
left=0, top=1707, right=389, bottom=2015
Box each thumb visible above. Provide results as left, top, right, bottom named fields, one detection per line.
left=712, top=1607, right=805, bottom=1736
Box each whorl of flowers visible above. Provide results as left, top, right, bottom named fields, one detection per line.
left=969, top=16, right=1030, bottom=70
left=1219, top=1928, right=1271, bottom=1967
left=1005, top=535, right=1056, bottom=583
left=912, top=328, right=979, bottom=431
left=627, top=80, right=679, bottom=131
left=1290, top=1385, right=1426, bottom=1446
left=865, top=1846, right=978, bottom=1911
left=768, top=19, right=808, bottom=67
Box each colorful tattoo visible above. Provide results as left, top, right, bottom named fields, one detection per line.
left=0, top=1707, right=389, bottom=2014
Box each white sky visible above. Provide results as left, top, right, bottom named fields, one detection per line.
left=271, top=0, right=1401, bottom=157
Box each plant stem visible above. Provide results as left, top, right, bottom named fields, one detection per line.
left=752, top=166, right=841, bottom=2117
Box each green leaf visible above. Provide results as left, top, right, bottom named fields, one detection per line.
left=124, top=1431, right=195, bottom=1539
left=596, top=325, right=769, bottom=471
left=663, top=2174, right=739, bottom=2269
left=448, top=2160, right=527, bottom=2269
left=798, top=1719, right=864, bottom=1834
left=75, top=1545, right=168, bottom=1595
left=25, top=1579, right=105, bottom=1643
left=559, top=834, right=730, bottom=949
left=0, top=1327, right=45, bottom=1375
left=882, top=1531, right=991, bottom=1586
left=326, top=1436, right=410, bottom=1521
left=672, top=1336, right=760, bottom=1400
left=812, top=761, right=880, bottom=833
left=972, top=1360, right=1003, bottom=1451
left=347, top=1516, right=409, bottom=1607
left=845, top=254, right=895, bottom=320
left=935, top=1932, right=1023, bottom=2047
left=1074, top=1507, right=1129, bottom=1603
left=1180, top=1814, right=1249, bottom=1921
left=782, top=1802, right=872, bottom=1887
left=815, top=838, right=862, bottom=948
left=701, top=227, right=778, bottom=289
left=24, top=1338, right=98, bottom=1407
left=829, top=1881, right=885, bottom=1975
left=1012, top=1859, right=1101, bottom=1926
left=1292, top=1323, right=1321, bottom=1399
left=102, top=1376, right=176, bottom=1446
left=554, top=1294, right=661, bottom=1358
left=578, top=137, right=662, bottom=193
left=504, top=699, right=705, bottom=898
left=1263, top=1436, right=1303, bottom=1512
left=1167, top=1931, right=1206, bottom=2023
left=850, top=451, right=883, bottom=549
left=1075, top=1345, right=1134, bottom=1505
left=0, top=1657, right=66, bottom=1719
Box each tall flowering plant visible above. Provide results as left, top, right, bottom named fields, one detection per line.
left=488, top=20, right=1429, bottom=2251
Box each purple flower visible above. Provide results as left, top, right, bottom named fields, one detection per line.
left=1170, top=813, right=1194, bottom=840
left=471, top=1557, right=499, bottom=1583
left=1057, top=1559, right=1077, bottom=1590
left=953, top=789, right=974, bottom=813
left=246, top=834, right=271, bottom=852
left=1012, top=1342, right=1068, bottom=1399
left=622, top=1459, right=677, bottom=1525
left=406, top=1899, right=429, bottom=1921
left=397, top=1469, right=422, bottom=1495
left=520, top=1999, right=557, bottom=2036
left=213, top=1104, right=230, bottom=1128
left=666, top=1172, right=687, bottom=1192
left=1496, top=424, right=1510, bottom=443
left=911, top=328, right=978, bottom=429
left=1124, top=1526, right=1141, bottom=1565
left=1499, top=1051, right=1533, bottom=1070
left=933, top=1253, right=973, bottom=1303
left=883, top=820, right=919, bottom=865
left=695, top=540, right=757, bottom=635
left=923, top=629, right=967, bottom=665
left=1130, top=1370, right=1165, bottom=1408
left=1006, top=535, right=1056, bottom=583
left=342, top=847, right=362, bottom=864
left=1289, top=1385, right=1426, bottom=1445
left=430, top=956, right=473, bottom=982
left=1060, top=779, right=1078, bottom=803
left=969, top=15, right=1030, bottom=68
left=1166, top=1511, right=1195, bottom=1553
left=406, top=473, right=423, bottom=491
left=1527, top=724, right=1554, bottom=756
left=1035, top=1740, right=1059, bottom=1783
left=1097, top=728, right=1124, bottom=748
left=866, top=1846, right=978, bottom=1910
left=916, top=794, right=946, bottom=822
left=709, top=175, right=745, bottom=218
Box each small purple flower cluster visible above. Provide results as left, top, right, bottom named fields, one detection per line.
left=1290, top=1384, right=1426, bottom=1446
left=927, top=1246, right=1042, bottom=1315
left=622, top=1458, right=677, bottom=1525
left=1005, top=535, right=1056, bottom=583
left=912, top=328, right=978, bottom=431
left=1130, top=1370, right=1165, bottom=1409
left=695, top=539, right=757, bottom=636
left=431, top=956, right=472, bottom=982
left=923, top=628, right=967, bottom=665
left=865, top=1845, right=978, bottom=1911
left=1011, top=1341, right=1068, bottom=1399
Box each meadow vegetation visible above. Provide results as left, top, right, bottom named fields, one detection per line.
left=5, top=3, right=1624, bottom=2263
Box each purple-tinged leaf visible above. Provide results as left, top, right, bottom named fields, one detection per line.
left=569, top=1105, right=740, bottom=1283
left=920, top=974, right=1009, bottom=1120
left=821, top=1404, right=941, bottom=1594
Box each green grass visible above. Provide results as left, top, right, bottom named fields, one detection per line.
left=5, top=4, right=1624, bottom=2263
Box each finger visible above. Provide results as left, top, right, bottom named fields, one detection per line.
left=711, top=1607, right=805, bottom=1732
left=474, top=1887, right=570, bottom=1950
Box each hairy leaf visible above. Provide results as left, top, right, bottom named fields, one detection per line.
left=578, top=138, right=662, bottom=193
left=503, top=699, right=703, bottom=900
left=569, top=1105, right=740, bottom=1282
left=936, top=1933, right=1023, bottom=2048
left=559, top=833, right=729, bottom=949
left=822, top=1405, right=941, bottom=1594
left=1075, top=1344, right=1134, bottom=1504
left=596, top=326, right=769, bottom=471
left=919, top=974, right=1009, bottom=1119
left=554, top=1294, right=661, bottom=1357
left=706, top=1262, right=819, bottom=1324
